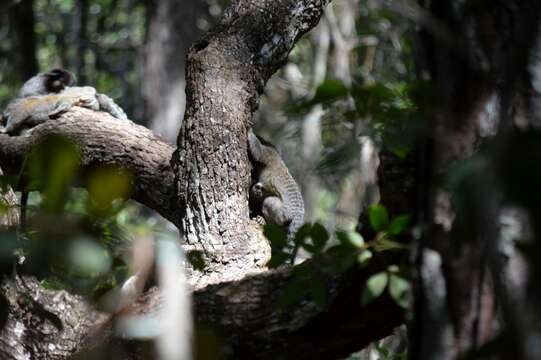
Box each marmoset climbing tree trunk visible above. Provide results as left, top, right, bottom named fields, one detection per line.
left=0, top=0, right=408, bottom=358
left=175, top=0, right=331, bottom=287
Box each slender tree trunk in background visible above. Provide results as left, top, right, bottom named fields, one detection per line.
left=73, top=0, right=88, bottom=83
left=327, top=0, right=368, bottom=230
left=326, top=0, right=354, bottom=87
left=10, top=0, right=38, bottom=79
left=56, top=14, right=70, bottom=68
left=7, top=0, right=37, bottom=245
left=143, top=0, right=208, bottom=142
left=300, top=20, right=329, bottom=222
left=411, top=3, right=499, bottom=357
left=498, top=5, right=541, bottom=359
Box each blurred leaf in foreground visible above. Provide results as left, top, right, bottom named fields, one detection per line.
left=27, top=136, right=80, bottom=212
left=87, top=166, right=133, bottom=216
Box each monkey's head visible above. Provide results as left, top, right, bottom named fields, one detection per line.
left=17, top=68, right=76, bottom=98
left=46, top=68, right=76, bottom=92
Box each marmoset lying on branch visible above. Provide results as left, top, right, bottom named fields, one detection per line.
left=248, top=129, right=304, bottom=251
left=1, top=68, right=127, bottom=135
left=0, top=68, right=128, bottom=229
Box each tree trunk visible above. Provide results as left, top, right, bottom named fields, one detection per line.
left=142, top=0, right=208, bottom=142
left=175, top=0, right=332, bottom=287
left=409, top=1, right=541, bottom=358
left=10, top=0, right=38, bottom=79
left=73, top=0, right=88, bottom=83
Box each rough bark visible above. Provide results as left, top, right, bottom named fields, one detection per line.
left=175, top=0, right=331, bottom=287
left=192, top=258, right=403, bottom=360
left=0, top=275, right=109, bottom=360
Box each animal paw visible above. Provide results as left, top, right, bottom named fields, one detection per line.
left=49, top=100, right=73, bottom=118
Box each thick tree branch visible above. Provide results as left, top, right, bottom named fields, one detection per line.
left=191, top=260, right=404, bottom=360
left=0, top=108, right=180, bottom=227
left=0, top=257, right=403, bottom=359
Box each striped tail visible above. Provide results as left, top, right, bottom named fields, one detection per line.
left=287, top=211, right=304, bottom=243
left=285, top=185, right=304, bottom=259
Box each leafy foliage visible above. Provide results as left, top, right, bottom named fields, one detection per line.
left=265, top=204, right=411, bottom=309
left=0, top=135, right=166, bottom=297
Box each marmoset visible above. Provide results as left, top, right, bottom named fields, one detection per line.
left=1, top=69, right=128, bottom=230
left=1, top=68, right=127, bottom=134
left=248, top=129, right=304, bottom=249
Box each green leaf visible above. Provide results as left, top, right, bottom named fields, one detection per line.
left=357, top=250, right=373, bottom=267
left=351, top=83, right=394, bottom=117
left=87, top=166, right=133, bottom=216
left=336, top=230, right=364, bottom=248
left=312, top=79, right=349, bottom=104
left=368, top=205, right=389, bottom=232
left=27, top=136, right=80, bottom=212
left=264, top=223, right=288, bottom=249
left=389, top=275, right=410, bottom=308
left=361, top=272, right=388, bottom=305
left=0, top=200, right=7, bottom=216
left=325, top=244, right=348, bottom=257
left=408, top=79, right=435, bottom=112
left=388, top=215, right=411, bottom=235
left=328, top=253, right=357, bottom=274
left=268, top=249, right=290, bottom=268
left=294, top=223, right=312, bottom=246
left=348, top=231, right=365, bottom=248
left=0, top=175, right=18, bottom=192
left=391, top=146, right=411, bottom=159
left=336, top=231, right=351, bottom=247
left=40, top=278, right=66, bottom=290
left=288, top=79, right=349, bottom=114
left=309, top=222, right=329, bottom=252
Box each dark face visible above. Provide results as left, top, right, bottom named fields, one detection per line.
left=45, top=68, right=76, bottom=93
